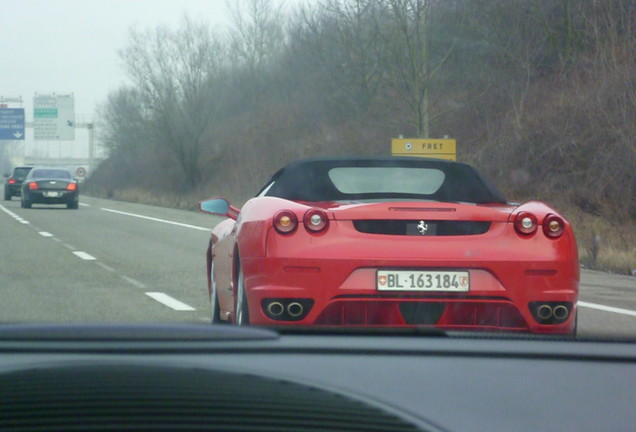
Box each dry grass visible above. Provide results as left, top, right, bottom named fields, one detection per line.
left=87, top=185, right=253, bottom=213
left=86, top=187, right=201, bottom=212
left=556, top=204, right=636, bottom=275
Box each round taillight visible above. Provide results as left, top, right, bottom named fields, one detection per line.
left=303, top=209, right=329, bottom=233
left=28, top=182, right=38, bottom=190
left=543, top=214, right=565, bottom=238
left=273, top=210, right=298, bottom=234
left=514, top=212, right=537, bottom=235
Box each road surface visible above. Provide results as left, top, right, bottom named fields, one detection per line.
left=1, top=196, right=634, bottom=337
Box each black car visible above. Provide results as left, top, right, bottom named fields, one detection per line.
left=20, top=167, right=79, bottom=209
left=3, top=166, right=33, bottom=200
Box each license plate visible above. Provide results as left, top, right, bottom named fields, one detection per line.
left=44, top=191, right=61, bottom=197
left=377, top=270, right=470, bottom=292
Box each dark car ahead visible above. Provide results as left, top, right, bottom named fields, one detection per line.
left=21, top=167, right=79, bottom=209
left=3, top=166, right=33, bottom=200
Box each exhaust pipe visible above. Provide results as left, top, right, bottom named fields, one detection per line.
left=287, top=302, right=304, bottom=318
left=537, top=304, right=553, bottom=320
left=553, top=305, right=569, bottom=320
left=266, top=302, right=285, bottom=317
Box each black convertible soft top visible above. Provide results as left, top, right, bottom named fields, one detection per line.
left=259, top=157, right=506, bottom=204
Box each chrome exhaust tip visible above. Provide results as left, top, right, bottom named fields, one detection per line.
left=266, top=302, right=285, bottom=317
left=537, top=304, right=553, bottom=320
left=287, top=302, right=304, bottom=318
left=553, top=305, right=569, bottom=320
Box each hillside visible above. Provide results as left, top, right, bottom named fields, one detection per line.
left=87, top=0, right=635, bottom=274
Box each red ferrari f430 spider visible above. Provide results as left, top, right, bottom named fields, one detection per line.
left=200, top=157, right=579, bottom=335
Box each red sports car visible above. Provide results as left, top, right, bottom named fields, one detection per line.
left=200, top=157, right=579, bottom=335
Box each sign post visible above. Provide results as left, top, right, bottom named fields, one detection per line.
left=391, top=138, right=457, bottom=161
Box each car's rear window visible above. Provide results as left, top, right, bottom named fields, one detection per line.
left=328, top=167, right=445, bottom=195
left=32, top=169, right=71, bottom=179
left=262, top=159, right=506, bottom=204
left=14, top=168, right=32, bottom=177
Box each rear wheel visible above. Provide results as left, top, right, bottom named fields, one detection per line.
left=210, top=261, right=221, bottom=324
left=21, top=196, right=31, bottom=208
left=3, top=187, right=10, bottom=201
left=235, top=267, right=249, bottom=325
left=67, top=200, right=78, bottom=209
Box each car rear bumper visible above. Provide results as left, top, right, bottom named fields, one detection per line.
left=5, top=184, right=21, bottom=196
left=240, top=256, right=579, bottom=335
left=26, top=190, right=78, bottom=204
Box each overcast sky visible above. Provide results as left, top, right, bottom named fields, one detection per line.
left=1, top=0, right=304, bottom=119
left=0, top=0, right=305, bottom=160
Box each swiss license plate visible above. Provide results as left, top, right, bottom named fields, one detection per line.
left=44, top=191, right=61, bottom=197
left=377, top=270, right=470, bottom=292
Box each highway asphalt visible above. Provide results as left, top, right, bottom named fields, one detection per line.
left=1, top=195, right=634, bottom=337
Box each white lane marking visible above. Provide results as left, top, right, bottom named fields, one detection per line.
left=73, top=251, right=97, bottom=261
left=578, top=301, right=636, bottom=318
left=79, top=203, right=89, bottom=207
left=121, top=275, right=146, bottom=289
left=0, top=204, right=15, bottom=217
left=95, top=262, right=115, bottom=272
left=100, top=208, right=209, bottom=231
left=145, top=292, right=196, bottom=311
left=38, top=231, right=54, bottom=237
left=0, top=204, right=29, bottom=224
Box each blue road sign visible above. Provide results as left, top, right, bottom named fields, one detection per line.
left=0, top=108, right=25, bottom=140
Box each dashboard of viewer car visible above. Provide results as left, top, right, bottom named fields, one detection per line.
left=0, top=324, right=634, bottom=432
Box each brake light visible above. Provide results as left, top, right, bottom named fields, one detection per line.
left=303, top=209, right=329, bottom=233
left=273, top=210, right=298, bottom=234
left=67, top=183, right=77, bottom=191
left=8, top=177, right=15, bottom=184
left=542, top=214, right=565, bottom=238
left=28, top=182, right=38, bottom=190
left=514, top=212, right=537, bottom=235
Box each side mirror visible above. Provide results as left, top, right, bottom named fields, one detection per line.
left=199, top=197, right=239, bottom=220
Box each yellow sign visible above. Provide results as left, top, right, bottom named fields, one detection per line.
left=391, top=138, right=457, bottom=161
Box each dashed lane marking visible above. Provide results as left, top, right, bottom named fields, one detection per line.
left=145, top=292, right=196, bottom=311
left=95, top=262, right=115, bottom=272
left=0, top=204, right=29, bottom=224
left=3, top=204, right=195, bottom=312
left=121, top=275, right=146, bottom=289
left=73, top=251, right=97, bottom=261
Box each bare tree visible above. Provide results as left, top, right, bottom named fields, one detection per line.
left=227, top=0, right=285, bottom=107
left=299, top=0, right=385, bottom=116
left=98, top=87, right=146, bottom=158
left=120, top=17, right=225, bottom=189
left=380, top=0, right=455, bottom=138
